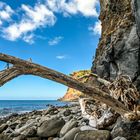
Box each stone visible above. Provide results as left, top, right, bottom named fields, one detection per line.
left=0, top=124, right=8, bottom=133
left=48, top=137, right=54, bottom=140
left=37, top=117, right=65, bottom=137
left=74, top=130, right=111, bottom=140
left=113, top=136, right=127, bottom=140
left=44, top=106, right=58, bottom=115
left=27, top=137, right=41, bottom=140
left=60, top=119, right=78, bottom=137
left=9, top=122, right=19, bottom=130
left=21, top=126, right=36, bottom=137
left=63, top=109, right=71, bottom=116
left=61, top=127, right=80, bottom=140
left=13, top=135, right=26, bottom=140
left=80, top=126, right=97, bottom=131
left=0, top=133, right=11, bottom=140
left=111, top=121, right=140, bottom=139
left=15, top=120, right=37, bottom=134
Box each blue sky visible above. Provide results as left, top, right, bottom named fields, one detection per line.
left=0, top=0, right=101, bottom=100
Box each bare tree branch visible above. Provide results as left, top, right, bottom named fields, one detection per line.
left=0, top=67, right=21, bottom=86
left=0, top=53, right=130, bottom=116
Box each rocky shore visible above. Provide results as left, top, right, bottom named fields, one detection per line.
left=0, top=102, right=139, bottom=140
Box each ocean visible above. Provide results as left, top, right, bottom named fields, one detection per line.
left=0, top=100, right=69, bottom=117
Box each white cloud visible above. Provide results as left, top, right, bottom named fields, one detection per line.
left=48, top=36, right=63, bottom=46
left=0, top=0, right=99, bottom=43
left=23, top=34, right=34, bottom=44
left=0, top=2, right=13, bottom=25
left=89, top=20, right=101, bottom=35
left=75, top=0, right=99, bottom=17
left=56, top=55, right=67, bottom=59
left=46, top=0, right=99, bottom=17
left=2, top=3, right=56, bottom=42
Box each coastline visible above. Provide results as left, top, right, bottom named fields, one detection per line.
left=0, top=101, right=139, bottom=140
left=0, top=100, right=70, bottom=118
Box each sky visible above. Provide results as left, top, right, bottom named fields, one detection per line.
left=0, top=0, right=101, bottom=100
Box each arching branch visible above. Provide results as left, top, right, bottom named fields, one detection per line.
left=0, top=67, right=21, bottom=86
left=0, top=53, right=131, bottom=117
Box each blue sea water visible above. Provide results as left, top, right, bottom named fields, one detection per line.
left=0, top=100, right=69, bottom=117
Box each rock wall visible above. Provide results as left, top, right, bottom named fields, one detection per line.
left=92, top=0, right=140, bottom=90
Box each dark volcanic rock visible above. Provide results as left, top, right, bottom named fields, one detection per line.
left=92, top=0, right=140, bottom=91
left=111, top=121, right=140, bottom=139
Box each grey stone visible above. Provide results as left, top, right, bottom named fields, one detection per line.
left=13, top=135, right=26, bottom=140
left=74, top=130, right=111, bottom=140
left=37, top=117, right=65, bottom=137
left=21, top=126, right=36, bottom=137
left=0, top=133, right=11, bottom=140
left=0, top=124, right=8, bottom=133
left=61, top=127, right=80, bottom=140
left=27, top=137, right=41, bottom=140
left=60, top=119, right=78, bottom=137
left=113, top=136, right=127, bottom=140
left=63, top=109, right=71, bottom=116
left=111, top=121, right=140, bottom=139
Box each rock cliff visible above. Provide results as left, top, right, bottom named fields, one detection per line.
left=59, top=70, right=91, bottom=101
left=61, top=0, right=140, bottom=101
left=92, top=0, right=140, bottom=90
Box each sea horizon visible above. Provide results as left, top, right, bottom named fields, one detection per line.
left=0, top=100, right=69, bottom=117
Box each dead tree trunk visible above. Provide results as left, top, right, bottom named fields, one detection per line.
left=0, top=53, right=131, bottom=116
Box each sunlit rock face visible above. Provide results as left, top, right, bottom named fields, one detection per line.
left=92, top=0, right=140, bottom=90
left=59, top=70, right=91, bottom=101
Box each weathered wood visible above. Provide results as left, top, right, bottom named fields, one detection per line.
left=77, top=73, right=111, bottom=86
left=0, top=67, right=21, bottom=86
left=0, top=53, right=130, bottom=116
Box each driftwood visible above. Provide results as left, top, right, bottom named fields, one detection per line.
left=79, top=98, right=119, bottom=128
left=0, top=53, right=139, bottom=120
left=79, top=75, right=140, bottom=128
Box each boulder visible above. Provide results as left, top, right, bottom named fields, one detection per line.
left=63, top=109, right=71, bottom=116
left=74, top=130, right=111, bottom=140
left=111, top=121, right=140, bottom=139
left=61, top=127, right=80, bottom=140
left=27, top=137, right=41, bottom=140
left=44, top=106, right=58, bottom=115
left=60, top=119, right=78, bottom=137
left=21, top=126, right=36, bottom=137
left=0, top=133, right=11, bottom=140
left=0, top=124, right=8, bottom=133
left=13, top=135, right=26, bottom=140
left=113, top=136, right=127, bottom=140
left=37, top=117, right=65, bottom=137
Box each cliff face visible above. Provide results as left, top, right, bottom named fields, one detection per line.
left=59, top=70, right=90, bottom=101
left=61, top=0, right=140, bottom=101
left=92, top=0, right=140, bottom=90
